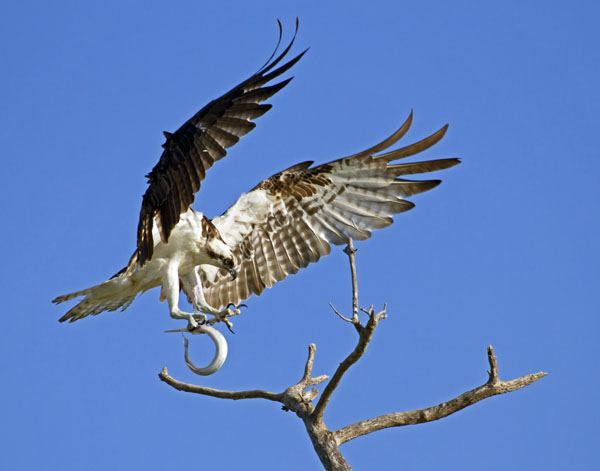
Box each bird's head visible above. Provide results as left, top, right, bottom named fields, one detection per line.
left=204, top=237, right=237, bottom=280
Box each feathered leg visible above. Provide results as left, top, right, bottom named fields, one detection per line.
left=180, top=269, right=242, bottom=330
left=161, top=260, right=206, bottom=330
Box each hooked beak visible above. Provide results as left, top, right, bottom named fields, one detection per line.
left=228, top=267, right=237, bottom=280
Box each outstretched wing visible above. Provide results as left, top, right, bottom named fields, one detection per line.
left=133, top=21, right=306, bottom=269
left=199, top=111, right=460, bottom=310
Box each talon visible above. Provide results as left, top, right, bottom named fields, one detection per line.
left=226, top=303, right=247, bottom=310
left=225, top=320, right=235, bottom=334
left=187, top=318, right=198, bottom=331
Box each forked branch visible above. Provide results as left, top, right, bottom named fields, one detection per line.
left=333, top=345, right=547, bottom=445
left=159, top=239, right=546, bottom=471
left=159, top=344, right=329, bottom=415
left=313, top=304, right=386, bottom=420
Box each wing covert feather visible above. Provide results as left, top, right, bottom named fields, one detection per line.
left=203, top=113, right=460, bottom=309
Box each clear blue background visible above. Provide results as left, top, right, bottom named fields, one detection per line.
left=1, top=1, right=598, bottom=470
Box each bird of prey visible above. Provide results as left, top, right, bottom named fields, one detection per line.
left=53, top=23, right=460, bottom=373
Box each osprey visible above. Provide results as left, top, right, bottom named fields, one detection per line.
left=53, top=23, right=460, bottom=374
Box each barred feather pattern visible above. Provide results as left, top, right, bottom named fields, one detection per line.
left=53, top=268, right=146, bottom=323
left=198, top=111, right=460, bottom=310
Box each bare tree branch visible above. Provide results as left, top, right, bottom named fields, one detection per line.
left=158, top=242, right=547, bottom=471
left=333, top=346, right=547, bottom=445
left=158, top=367, right=284, bottom=402
left=313, top=240, right=387, bottom=420
left=159, top=344, right=329, bottom=411
left=299, top=344, right=329, bottom=387
left=330, top=239, right=363, bottom=331
left=312, top=305, right=386, bottom=421
left=343, top=239, right=359, bottom=324
left=329, top=302, right=354, bottom=324
left=280, top=344, right=330, bottom=412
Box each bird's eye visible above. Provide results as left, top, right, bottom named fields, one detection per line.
left=223, top=258, right=233, bottom=267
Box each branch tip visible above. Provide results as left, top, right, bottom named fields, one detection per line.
left=487, top=345, right=500, bottom=383
left=334, top=349, right=548, bottom=445
left=329, top=302, right=354, bottom=323
left=360, top=305, right=372, bottom=315
left=302, top=343, right=317, bottom=381
left=311, top=375, right=330, bottom=385
left=359, top=304, right=387, bottom=322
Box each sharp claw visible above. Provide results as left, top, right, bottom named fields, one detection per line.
left=226, top=302, right=247, bottom=310
left=225, top=321, right=235, bottom=334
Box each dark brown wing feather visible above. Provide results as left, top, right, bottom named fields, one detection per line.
left=132, top=22, right=307, bottom=269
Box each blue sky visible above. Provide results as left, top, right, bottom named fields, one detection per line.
left=1, top=1, right=598, bottom=469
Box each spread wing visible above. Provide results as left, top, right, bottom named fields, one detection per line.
left=132, top=21, right=306, bottom=269
left=198, top=111, right=460, bottom=309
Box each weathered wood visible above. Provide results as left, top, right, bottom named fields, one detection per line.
left=158, top=241, right=547, bottom=471
left=333, top=346, right=547, bottom=445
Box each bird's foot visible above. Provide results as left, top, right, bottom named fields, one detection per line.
left=167, top=310, right=207, bottom=333
left=207, top=303, right=247, bottom=333
left=186, top=312, right=209, bottom=331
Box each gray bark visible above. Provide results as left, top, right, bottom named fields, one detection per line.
left=159, top=241, right=546, bottom=470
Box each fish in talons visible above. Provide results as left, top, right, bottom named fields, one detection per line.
left=177, top=324, right=229, bottom=376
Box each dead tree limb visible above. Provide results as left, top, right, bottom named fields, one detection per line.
left=159, top=239, right=547, bottom=471
left=333, top=345, right=547, bottom=445
left=313, top=304, right=386, bottom=421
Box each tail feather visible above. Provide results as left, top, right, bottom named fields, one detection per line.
left=53, top=273, right=140, bottom=323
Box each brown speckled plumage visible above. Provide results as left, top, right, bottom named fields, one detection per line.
left=197, top=111, right=460, bottom=310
